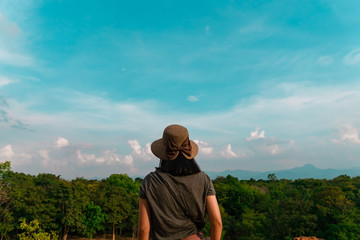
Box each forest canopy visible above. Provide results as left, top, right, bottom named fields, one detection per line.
left=1, top=161, right=360, bottom=240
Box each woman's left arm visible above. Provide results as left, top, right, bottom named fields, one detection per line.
left=138, top=198, right=151, bottom=240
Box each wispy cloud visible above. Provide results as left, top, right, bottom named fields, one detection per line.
left=343, top=48, right=360, bottom=65
left=0, top=96, right=8, bottom=107
left=38, top=149, right=49, bottom=161
left=187, top=95, right=199, bottom=102
left=316, top=55, right=334, bottom=66
left=0, top=75, right=14, bottom=87
left=2, top=0, right=360, bottom=176
left=267, top=144, right=280, bottom=155
left=0, top=12, right=32, bottom=66
left=0, top=105, right=31, bottom=130
left=0, top=12, right=21, bottom=36
left=205, top=25, right=210, bottom=34
left=4, top=82, right=359, bottom=170
left=0, top=49, right=32, bottom=66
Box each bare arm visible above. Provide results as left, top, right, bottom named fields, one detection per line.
left=138, top=198, right=151, bottom=240
left=206, top=195, right=222, bottom=240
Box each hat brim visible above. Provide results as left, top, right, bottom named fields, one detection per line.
left=151, top=138, right=199, bottom=161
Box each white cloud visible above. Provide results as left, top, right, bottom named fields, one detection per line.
left=76, top=149, right=115, bottom=164
left=246, top=128, right=265, bottom=141
left=76, top=148, right=135, bottom=167
left=205, top=25, right=210, bottom=34
left=145, top=143, right=152, bottom=154
left=220, top=144, right=238, bottom=159
left=0, top=144, right=14, bottom=159
left=248, top=140, right=282, bottom=156
left=0, top=12, right=21, bottom=36
left=76, top=149, right=95, bottom=164
left=245, top=128, right=284, bottom=156
left=17, top=153, right=32, bottom=161
left=12, top=153, right=32, bottom=166
left=193, top=139, right=213, bottom=155
left=128, top=139, right=142, bottom=155
left=38, top=149, right=49, bottom=160
left=187, top=95, right=199, bottom=102
left=123, top=154, right=133, bottom=166
left=128, top=140, right=152, bottom=161
left=0, top=12, right=32, bottom=66
left=0, top=49, right=32, bottom=66
left=268, top=144, right=280, bottom=155
left=200, top=147, right=213, bottom=155
left=4, top=82, right=360, bottom=175
left=55, top=137, right=69, bottom=148
left=343, top=48, right=360, bottom=65
left=316, top=55, right=333, bottom=65
left=39, top=149, right=50, bottom=166
left=100, top=149, right=121, bottom=163
left=0, top=75, right=13, bottom=87
left=333, top=125, right=360, bottom=144
left=0, top=145, right=32, bottom=166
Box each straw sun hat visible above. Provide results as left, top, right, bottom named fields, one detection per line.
left=151, top=124, right=199, bottom=161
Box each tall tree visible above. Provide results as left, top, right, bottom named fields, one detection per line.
left=0, top=161, right=13, bottom=240
left=97, top=174, right=139, bottom=240
left=59, top=178, right=90, bottom=240
left=82, top=202, right=107, bottom=240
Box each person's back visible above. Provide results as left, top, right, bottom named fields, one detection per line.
left=138, top=124, right=222, bottom=240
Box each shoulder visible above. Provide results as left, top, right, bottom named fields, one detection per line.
left=198, top=171, right=212, bottom=181
left=198, top=171, right=216, bottom=195
left=183, top=171, right=212, bottom=185
left=139, top=171, right=158, bottom=198
left=142, top=171, right=158, bottom=182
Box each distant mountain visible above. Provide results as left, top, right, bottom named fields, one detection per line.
left=205, top=164, right=360, bottom=180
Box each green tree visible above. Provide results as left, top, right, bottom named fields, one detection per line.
left=32, top=174, right=63, bottom=233
left=59, top=178, right=90, bottom=240
left=315, top=186, right=359, bottom=239
left=213, top=175, right=269, bottom=239
left=0, top=161, right=13, bottom=240
left=97, top=174, right=139, bottom=240
left=267, top=173, right=278, bottom=181
left=3, top=171, right=64, bottom=238
left=82, top=202, right=107, bottom=239
left=18, top=219, right=58, bottom=240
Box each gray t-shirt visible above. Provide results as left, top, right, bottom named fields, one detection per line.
left=139, top=170, right=216, bottom=240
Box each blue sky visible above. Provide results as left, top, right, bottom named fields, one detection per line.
left=1, top=0, right=360, bottom=179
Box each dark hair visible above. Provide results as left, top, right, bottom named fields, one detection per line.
left=156, top=153, right=201, bottom=176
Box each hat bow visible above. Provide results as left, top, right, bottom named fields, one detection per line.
left=166, top=137, right=192, bottom=160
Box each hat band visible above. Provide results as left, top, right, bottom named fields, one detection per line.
left=165, top=137, right=192, bottom=160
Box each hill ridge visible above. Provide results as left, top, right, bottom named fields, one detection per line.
left=205, top=164, right=360, bottom=180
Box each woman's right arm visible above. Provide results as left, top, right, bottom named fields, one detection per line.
left=206, top=195, right=222, bottom=240
left=138, top=198, right=151, bottom=240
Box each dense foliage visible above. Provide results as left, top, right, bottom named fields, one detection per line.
left=212, top=175, right=360, bottom=240
left=0, top=161, right=140, bottom=240
left=1, top=161, right=360, bottom=240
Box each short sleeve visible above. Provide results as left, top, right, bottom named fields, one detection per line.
left=205, top=174, right=216, bottom=196
left=138, top=176, right=148, bottom=199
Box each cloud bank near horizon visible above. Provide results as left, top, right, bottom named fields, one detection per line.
left=1, top=81, right=360, bottom=178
